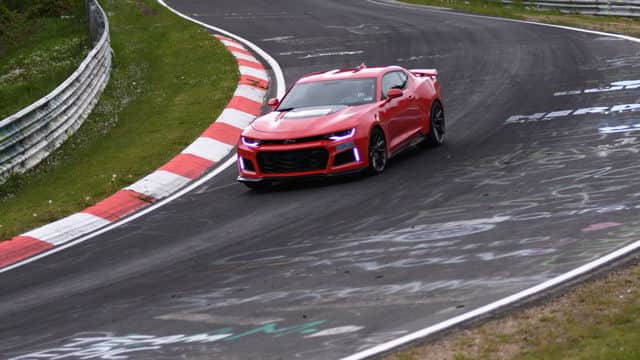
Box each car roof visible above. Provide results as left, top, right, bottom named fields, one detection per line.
left=297, top=66, right=404, bottom=83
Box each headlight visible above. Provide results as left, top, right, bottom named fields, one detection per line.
left=327, top=128, right=356, bottom=141
left=241, top=136, right=261, bottom=147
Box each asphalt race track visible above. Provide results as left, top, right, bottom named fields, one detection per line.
left=3, top=0, right=640, bottom=359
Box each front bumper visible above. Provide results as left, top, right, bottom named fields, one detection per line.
left=237, top=136, right=369, bottom=182
left=237, top=167, right=366, bottom=183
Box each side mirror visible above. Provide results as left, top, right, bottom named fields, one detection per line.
left=267, top=98, right=279, bottom=108
left=387, top=88, right=403, bottom=99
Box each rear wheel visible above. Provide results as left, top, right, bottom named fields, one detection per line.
left=368, top=127, right=387, bottom=174
left=425, top=101, right=445, bottom=146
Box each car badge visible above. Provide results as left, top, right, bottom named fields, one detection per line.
left=284, top=139, right=296, bottom=144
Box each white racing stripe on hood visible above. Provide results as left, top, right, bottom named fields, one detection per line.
left=284, top=108, right=337, bottom=119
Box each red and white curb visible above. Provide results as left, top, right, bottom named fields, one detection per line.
left=0, top=34, right=270, bottom=269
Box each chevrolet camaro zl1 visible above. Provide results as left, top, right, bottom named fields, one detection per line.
left=237, top=64, right=445, bottom=189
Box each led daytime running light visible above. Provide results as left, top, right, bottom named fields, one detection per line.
left=242, top=137, right=260, bottom=147
left=328, top=128, right=356, bottom=141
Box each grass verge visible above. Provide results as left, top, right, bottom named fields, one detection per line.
left=403, top=0, right=640, bottom=37
left=387, top=258, right=640, bottom=360
left=0, top=0, right=237, bottom=239
left=387, top=1, right=640, bottom=359
left=0, top=0, right=91, bottom=119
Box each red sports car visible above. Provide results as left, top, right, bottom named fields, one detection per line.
left=237, top=64, right=445, bottom=189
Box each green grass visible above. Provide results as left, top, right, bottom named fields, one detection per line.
left=515, top=303, right=640, bottom=359
left=404, top=0, right=532, bottom=18
left=387, top=263, right=640, bottom=360
left=0, top=0, right=90, bottom=119
left=0, top=0, right=237, bottom=239
left=403, top=0, right=640, bottom=37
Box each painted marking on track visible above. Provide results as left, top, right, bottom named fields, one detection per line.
left=8, top=321, right=365, bottom=360
left=554, top=80, right=640, bottom=96
left=305, top=326, right=366, bottom=338
left=504, top=103, right=640, bottom=124
left=298, top=50, right=364, bottom=59
left=599, top=123, right=640, bottom=134
left=155, top=313, right=285, bottom=326
left=261, top=35, right=294, bottom=42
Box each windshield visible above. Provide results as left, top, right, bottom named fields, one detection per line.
left=278, top=78, right=377, bottom=110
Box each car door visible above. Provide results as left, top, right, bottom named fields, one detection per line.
left=397, top=70, right=424, bottom=134
left=379, top=71, right=416, bottom=151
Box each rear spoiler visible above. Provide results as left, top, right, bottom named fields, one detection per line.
left=410, top=69, right=438, bottom=78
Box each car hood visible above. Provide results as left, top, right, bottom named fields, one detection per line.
left=248, top=104, right=370, bottom=138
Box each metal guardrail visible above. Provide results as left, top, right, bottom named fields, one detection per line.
left=0, top=0, right=111, bottom=183
left=504, top=0, right=640, bottom=16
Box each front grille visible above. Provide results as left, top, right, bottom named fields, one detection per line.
left=257, top=148, right=329, bottom=173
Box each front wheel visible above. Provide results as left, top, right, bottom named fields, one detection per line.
left=368, top=127, right=388, bottom=175
left=425, top=101, right=445, bottom=147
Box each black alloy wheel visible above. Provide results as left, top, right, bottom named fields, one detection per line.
left=426, top=101, right=446, bottom=146
left=368, top=127, right=388, bottom=174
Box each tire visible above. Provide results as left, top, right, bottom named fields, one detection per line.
left=368, top=127, right=388, bottom=175
left=243, top=181, right=272, bottom=191
left=425, top=100, right=445, bottom=147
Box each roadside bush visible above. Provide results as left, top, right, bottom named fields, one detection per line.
left=27, top=0, right=77, bottom=18
left=0, top=0, right=76, bottom=18
left=0, top=3, right=15, bottom=37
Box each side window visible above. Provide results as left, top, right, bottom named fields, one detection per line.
left=381, top=71, right=408, bottom=99
left=397, top=71, right=408, bottom=90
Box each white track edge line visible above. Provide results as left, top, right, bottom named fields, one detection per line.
left=342, top=1, right=640, bottom=359
left=157, top=0, right=286, bottom=98
left=0, top=156, right=236, bottom=274
left=0, top=1, right=286, bottom=274
left=342, top=239, right=640, bottom=360
left=368, top=0, right=640, bottom=43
